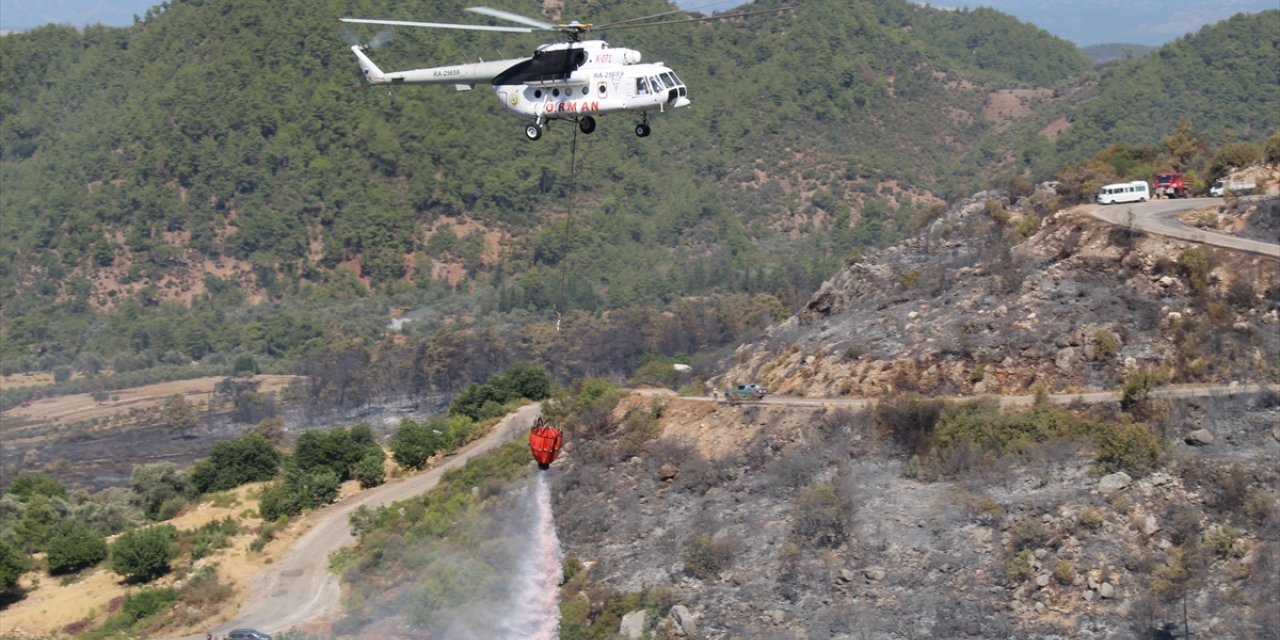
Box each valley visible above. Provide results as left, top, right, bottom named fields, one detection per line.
left=1, top=1, right=1278, bottom=638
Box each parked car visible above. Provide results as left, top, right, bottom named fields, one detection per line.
left=228, top=630, right=272, bottom=640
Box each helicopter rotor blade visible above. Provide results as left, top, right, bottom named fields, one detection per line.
left=339, top=17, right=534, bottom=34
left=465, top=6, right=557, bottom=31
left=596, top=0, right=739, bottom=28
left=597, top=6, right=792, bottom=32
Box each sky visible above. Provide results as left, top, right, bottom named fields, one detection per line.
left=0, top=0, right=1275, bottom=46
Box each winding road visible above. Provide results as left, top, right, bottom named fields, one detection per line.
left=1084, top=196, right=1280, bottom=259
left=181, top=195, right=1277, bottom=638
left=189, top=403, right=542, bottom=639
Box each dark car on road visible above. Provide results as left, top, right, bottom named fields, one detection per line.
left=228, top=630, right=272, bottom=640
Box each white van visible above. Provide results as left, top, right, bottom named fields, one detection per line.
left=1097, top=181, right=1150, bottom=205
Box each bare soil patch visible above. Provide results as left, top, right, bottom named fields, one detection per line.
left=0, top=481, right=327, bottom=638
left=3, top=375, right=297, bottom=429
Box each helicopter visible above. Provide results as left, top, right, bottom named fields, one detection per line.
left=340, top=5, right=786, bottom=141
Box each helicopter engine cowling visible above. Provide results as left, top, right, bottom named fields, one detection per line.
left=617, top=48, right=641, bottom=64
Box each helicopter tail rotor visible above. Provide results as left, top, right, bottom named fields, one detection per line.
left=349, top=44, right=388, bottom=84
left=339, top=24, right=394, bottom=53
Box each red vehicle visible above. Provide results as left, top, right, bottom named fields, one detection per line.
left=1152, top=172, right=1191, bottom=199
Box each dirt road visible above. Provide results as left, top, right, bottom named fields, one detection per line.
left=1085, top=197, right=1280, bottom=259
left=186, top=403, right=542, bottom=639
left=686, top=382, right=1278, bottom=410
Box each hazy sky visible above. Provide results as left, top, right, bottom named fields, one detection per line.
left=0, top=0, right=1275, bottom=46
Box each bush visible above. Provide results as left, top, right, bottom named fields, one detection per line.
left=46, top=526, right=108, bottom=574
left=684, top=533, right=738, bottom=580
left=118, top=586, right=178, bottom=626
left=1009, top=518, right=1051, bottom=552
left=0, top=541, right=29, bottom=595
left=130, top=463, right=193, bottom=521
left=1175, top=246, right=1220, bottom=296
left=449, top=362, right=552, bottom=420
left=352, top=452, right=386, bottom=489
left=185, top=517, right=239, bottom=560
left=1005, top=549, right=1034, bottom=583
left=1053, top=560, right=1077, bottom=585
left=190, top=433, right=282, bottom=494
left=110, top=525, right=177, bottom=582
left=390, top=418, right=449, bottom=471
left=1093, top=420, right=1163, bottom=477
left=875, top=393, right=947, bottom=455
left=1079, top=506, right=1106, bottom=530
left=4, top=474, right=68, bottom=502
left=791, top=483, right=848, bottom=548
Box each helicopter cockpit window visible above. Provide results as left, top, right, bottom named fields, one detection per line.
left=660, top=72, right=678, bottom=88
left=636, top=78, right=649, bottom=95
left=649, top=76, right=665, bottom=90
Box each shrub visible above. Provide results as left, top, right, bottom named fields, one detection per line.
left=0, top=541, right=29, bottom=595
left=46, top=526, right=108, bottom=574
left=352, top=452, right=386, bottom=489
left=4, top=474, right=68, bottom=502
left=1175, top=246, right=1220, bottom=296
left=130, top=463, right=192, bottom=521
left=1093, top=420, right=1163, bottom=477
left=791, top=483, right=848, bottom=548
left=1015, top=212, right=1042, bottom=239
left=684, top=533, right=738, bottom=580
left=1053, top=560, right=1077, bottom=585
left=186, top=517, right=239, bottom=560
left=1078, top=506, right=1106, bottom=530
left=110, top=525, right=177, bottom=582
left=1005, top=549, right=1034, bottom=583
left=190, top=433, right=282, bottom=494
left=1009, top=518, right=1051, bottom=552
left=117, top=586, right=177, bottom=626
left=390, top=418, right=449, bottom=471
left=875, top=393, right=947, bottom=455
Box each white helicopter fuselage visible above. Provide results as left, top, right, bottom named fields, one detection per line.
left=351, top=39, right=690, bottom=138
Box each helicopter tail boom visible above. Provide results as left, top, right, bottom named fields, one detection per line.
left=351, top=45, right=388, bottom=84
left=349, top=45, right=526, bottom=88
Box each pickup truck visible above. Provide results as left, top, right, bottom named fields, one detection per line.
left=1209, top=178, right=1256, bottom=197
left=723, top=384, right=767, bottom=403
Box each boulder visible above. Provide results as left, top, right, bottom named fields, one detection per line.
left=1139, top=515, right=1160, bottom=536
left=621, top=611, right=647, bottom=639
left=864, top=566, right=887, bottom=583
left=1099, top=583, right=1116, bottom=599
left=1185, top=429, right=1215, bottom=446
left=659, top=462, right=679, bottom=481
left=669, top=605, right=698, bottom=636
left=1097, top=471, right=1132, bottom=494
left=1055, top=347, right=1078, bottom=370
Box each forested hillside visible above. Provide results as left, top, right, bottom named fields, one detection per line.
left=0, top=0, right=1275, bottom=394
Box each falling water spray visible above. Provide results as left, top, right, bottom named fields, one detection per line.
left=497, top=470, right=562, bottom=640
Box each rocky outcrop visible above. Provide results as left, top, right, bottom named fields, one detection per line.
left=715, top=190, right=1280, bottom=399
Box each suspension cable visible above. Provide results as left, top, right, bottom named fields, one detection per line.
left=554, top=125, right=580, bottom=332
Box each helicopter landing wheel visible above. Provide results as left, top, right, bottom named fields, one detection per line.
left=578, top=116, right=596, bottom=134
left=525, top=123, right=543, bottom=141
left=635, top=123, right=651, bottom=138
